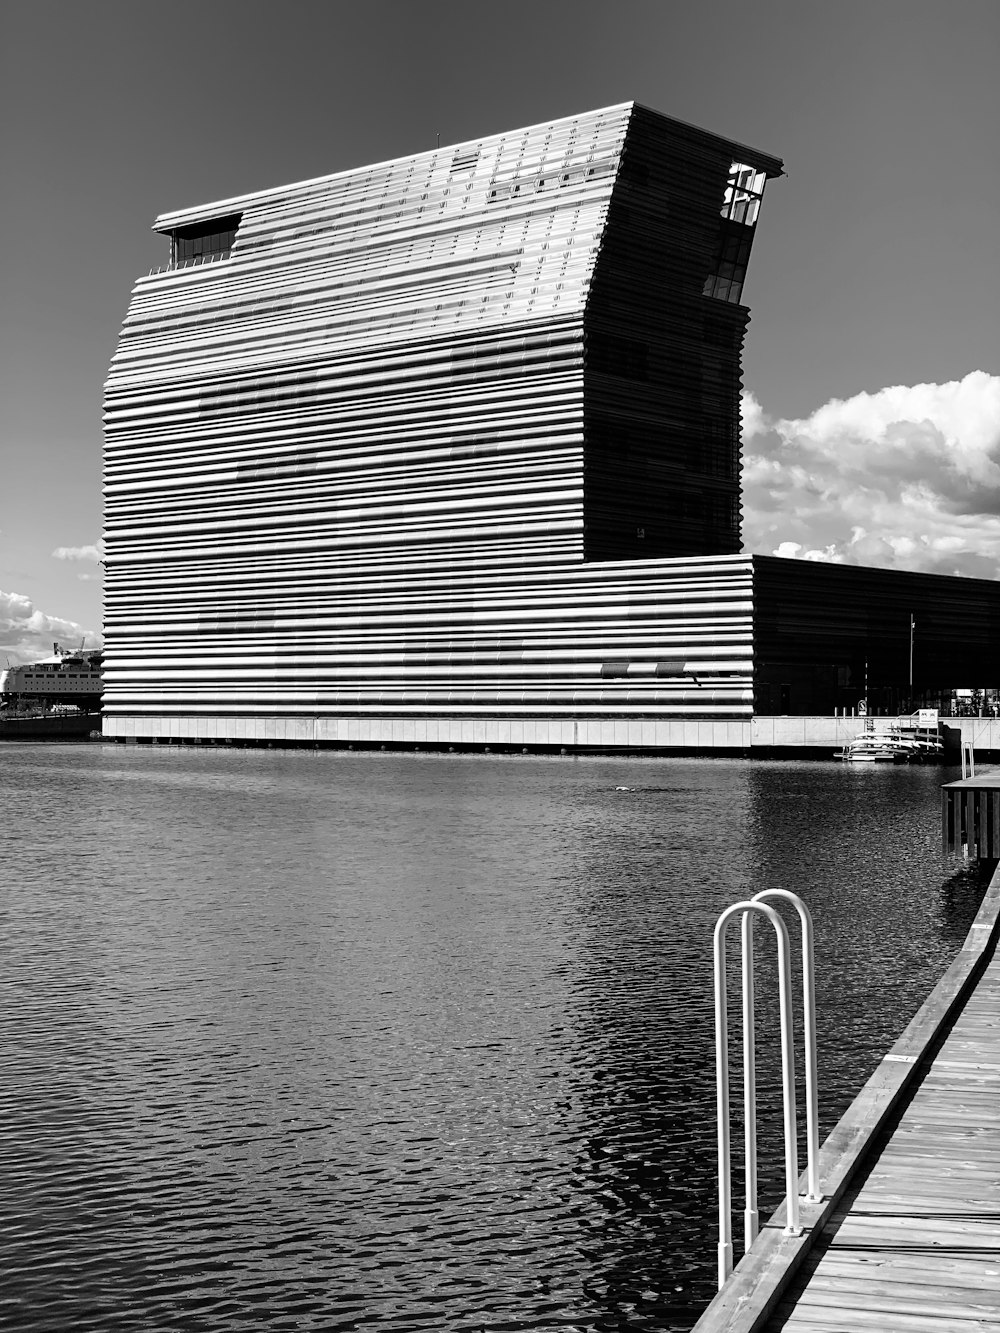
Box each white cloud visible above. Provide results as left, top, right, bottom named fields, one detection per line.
left=740, top=389, right=768, bottom=443
left=52, top=540, right=105, bottom=562
left=741, top=371, right=1000, bottom=579
left=0, top=590, right=102, bottom=665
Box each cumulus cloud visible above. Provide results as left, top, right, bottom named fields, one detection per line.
left=740, top=390, right=769, bottom=444
left=741, top=371, right=1000, bottom=578
left=52, top=539, right=105, bottom=562
left=0, top=590, right=102, bottom=665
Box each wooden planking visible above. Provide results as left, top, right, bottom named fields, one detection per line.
left=802, top=1257, right=1000, bottom=1291
left=770, top=1307, right=995, bottom=1333
left=784, top=1283, right=999, bottom=1317
left=860, top=1190, right=1000, bottom=1211
left=102, top=105, right=781, bottom=730
left=763, top=934, right=1000, bottom=1331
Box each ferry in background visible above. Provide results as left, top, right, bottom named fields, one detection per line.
left=0, top=642, right=103, bottom=711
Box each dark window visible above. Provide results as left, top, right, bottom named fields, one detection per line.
left=704, top=222, right=755, bottom=304
left=169, top=213, right=242, bottom=269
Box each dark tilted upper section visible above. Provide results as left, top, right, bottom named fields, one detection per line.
left=582, top=104, right=781, bottom=560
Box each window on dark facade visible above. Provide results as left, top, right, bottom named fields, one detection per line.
left=703, top=162, right=766, bottom=304
left=704, top=222, right=755, bottom=302
left=720, top=164, right=766, bottom=226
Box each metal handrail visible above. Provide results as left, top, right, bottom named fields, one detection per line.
left=713, top=898, right=807, bottom=1289
left=147, top=249, right=232, bottom=278
left=751, top=889, right=822, bottom=1207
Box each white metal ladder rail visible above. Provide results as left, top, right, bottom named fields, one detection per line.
left=713, top=890, right=822, bottom=1289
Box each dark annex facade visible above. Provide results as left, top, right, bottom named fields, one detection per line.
left=753, top=558, right=1000, bottom=717
left=102, top=102, right=1000, bottom=748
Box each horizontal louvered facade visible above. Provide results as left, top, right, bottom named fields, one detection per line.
left=103, top=103, right=782, bottom=737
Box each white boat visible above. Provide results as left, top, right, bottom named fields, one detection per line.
left=837, top=734, right=909, bottom=763
left=836, top=723, right=943, bottom=764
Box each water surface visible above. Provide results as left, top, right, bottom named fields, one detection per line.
left=0, top=745, right=984, bottom=1331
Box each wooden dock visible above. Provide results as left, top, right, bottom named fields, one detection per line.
left=694, top=866, right=1000, bottom=1333
left=942, top=770, right=1000, bottom=860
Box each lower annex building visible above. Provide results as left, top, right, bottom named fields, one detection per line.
left=102, top=103, right=1000, bottom=749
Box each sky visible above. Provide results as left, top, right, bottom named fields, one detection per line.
left=2, top=0, right=999, bottom=661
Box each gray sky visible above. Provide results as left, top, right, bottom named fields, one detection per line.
left=2, top=0, right=999, bottom=657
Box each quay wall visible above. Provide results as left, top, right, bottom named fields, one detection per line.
left=944, top=716, right=1000, bottom=756
left=100, top=713, right=1000, bottom=755
left=754, top=715, right=1000, bottom=756
left=102, top=713, right=753, bottom=751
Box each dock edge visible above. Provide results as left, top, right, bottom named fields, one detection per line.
left=690, top=861, right=1000, bottom=1333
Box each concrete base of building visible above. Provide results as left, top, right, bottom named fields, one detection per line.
left=100, top=714, right=1000, bottom=757
left=102, top=714, right=753, bottom=752
left=99, top=713, right=1000, bottom=757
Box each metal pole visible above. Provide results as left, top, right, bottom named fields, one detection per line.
left=774, top=916, right=802, bottom=1237
left=753, top=890, right=822, bottom=1202
left=910, top=615, right=915, bottom=705
left=714, top=912, right=734, bottom=1287
left=741, top=910, right=759, bottom=1248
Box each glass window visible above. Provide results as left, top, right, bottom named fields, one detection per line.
left=169, top=213, right=242, bottom=268
left=721, top=161, right=765, bottom=227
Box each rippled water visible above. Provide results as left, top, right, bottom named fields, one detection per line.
left=0, top=744, right=986, bottom=1331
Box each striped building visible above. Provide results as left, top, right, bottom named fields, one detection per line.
left=104, top=102, right=787, bottom=745
left=104, top=102, right=1000, bottom=749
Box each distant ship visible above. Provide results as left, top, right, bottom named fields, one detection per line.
left=0, top=642, right=103, bottom=711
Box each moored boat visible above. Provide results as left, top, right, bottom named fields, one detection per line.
left=836, top=722, right=944, bottom=763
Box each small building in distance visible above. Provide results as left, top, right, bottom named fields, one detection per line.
left=102, top=103, right=1000, bottom=751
